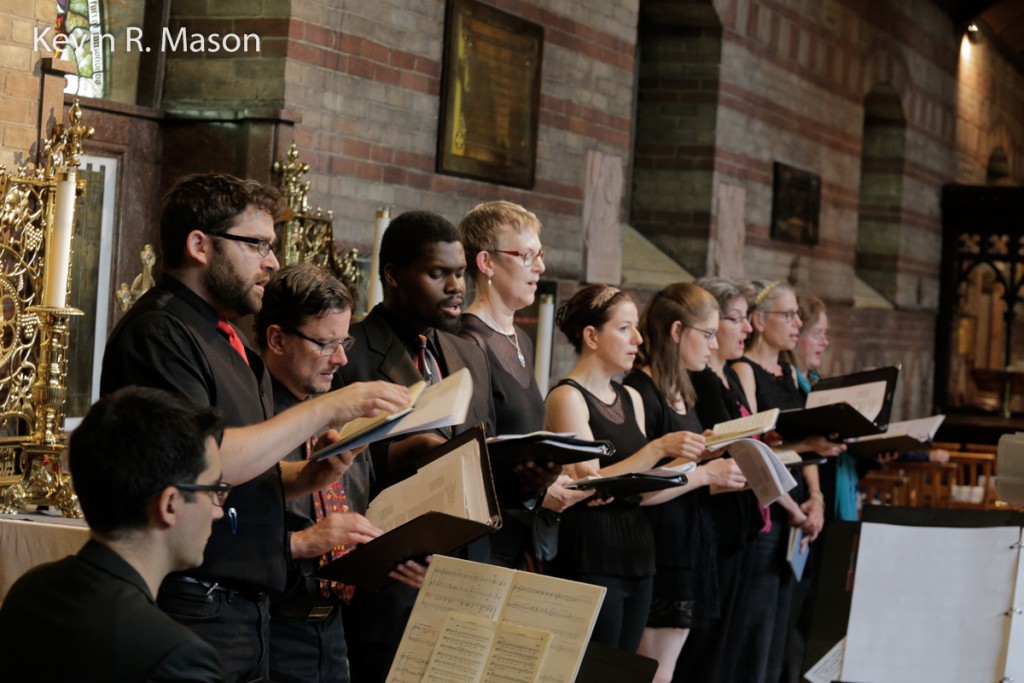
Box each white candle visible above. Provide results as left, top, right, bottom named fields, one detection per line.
left=42, top=170, right=76, bottom=308
left=534, top=291, right=555, bottom=394
left=366, top=207, right=389, bottom=312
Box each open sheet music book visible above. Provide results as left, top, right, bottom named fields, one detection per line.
left=844, top=414, right=946, bottom=459
left=315, top=428, right=499, bottom=590
left=313, top=368, right=472, bottom=459
left=386, top=555, right=606, bottom=683
left=706, top=408, right=780, bottom=450
left=726, top=438, right=798, bottom=505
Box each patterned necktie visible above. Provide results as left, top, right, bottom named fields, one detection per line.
left=306, top=439, right=356, bottom=603
left=414, top=334, right=442, bottom=385
left=216, top=319, right=249, bottom=365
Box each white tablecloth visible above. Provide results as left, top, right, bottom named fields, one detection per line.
left=0, top=514, right=89, bottom=602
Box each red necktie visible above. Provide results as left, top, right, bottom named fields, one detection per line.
left=216, top=319, right=249, bottom=365
left=306, top=439, right=356, bottom=603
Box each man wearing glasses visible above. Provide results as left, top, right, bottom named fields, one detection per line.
left=101, top=173, right=409, bottom=682
left=0, top=387, right=230, bottom=681
left=256, top=263, right=404, bottom=683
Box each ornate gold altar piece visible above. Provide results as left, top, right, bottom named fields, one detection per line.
left=116, top=243, right=156, bottom=312
left=273, top=143, right=362, bottom=298
left=0, top=100, right=93, bottom=517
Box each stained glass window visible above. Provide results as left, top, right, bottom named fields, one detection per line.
left=59, top=0, right=106, bottom=99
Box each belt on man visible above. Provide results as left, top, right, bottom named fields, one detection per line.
left=272, top=601, right=335, bottom=622
left=166, top=575, right=268, bottom=601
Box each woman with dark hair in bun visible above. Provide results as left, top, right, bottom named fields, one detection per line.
left=544, top=284, right=702, bottom=652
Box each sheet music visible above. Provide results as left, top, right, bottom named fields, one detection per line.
left=805, top=380, right=887, bottom=421
left=387, top=558, right=516, bottom=683
left=501, top=572, right=605, bottom=683
left=481, top=622, right=551, bottom=683
left=314, top=369, right=471, bottom=457
left=487, top=431, right=577, bottom=442
left=331, top=381, right=425, bottom=444
left=706, top=408, right=780, bottom=450
left=726, top=439, right=797, bottom=505
left=366, top=445, right=467, bottom=532
left=843, top=523, right=1020, bottom=683
left=389, top=366, right=473, bottom=434
left=854, top=415, right=945, bottom=443
left=423, top=612, right=496, bottom=682
left=804, top=638, right=844, bottom=683
left=387, top=556, right=601, bottom=683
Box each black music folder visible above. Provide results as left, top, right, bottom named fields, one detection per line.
left=776, top=365, right=901, bottom=441
left=563, top=468, right=690, bottom=497
left=775, top=402, right=884, bottom=441
left=315, top=427, right=500, bottom=590
left=486, top=432, right=615, bottom=467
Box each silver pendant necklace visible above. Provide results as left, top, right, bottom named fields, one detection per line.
left=479, top=310, right=526, bottom=367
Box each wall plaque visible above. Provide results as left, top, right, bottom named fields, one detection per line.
left=770, top=162, right=821, bottom=246
left=437, top=0, right=543, bottom=188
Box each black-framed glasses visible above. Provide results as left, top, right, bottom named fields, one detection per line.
left=685, top=325, right=717, bottom=342
left=284, top=327, right=356, bottom=356
left=720, top=315, right=746, bottom=325
left=175, top=482, right=232, bottom=507
left=765, top=310, right=800, bottom=322
left=206, top=232, right=274, bottom=257
left=493, top=248, right=545, bottom=267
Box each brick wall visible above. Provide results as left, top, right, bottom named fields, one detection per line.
left=162, top=0, right=290, bottom=108
left=955, top=25, right=1024, bottom=184
left=628, top=0, right=991, bottom=415
left=0, top=0, right=50, bottom=168
left=282, top=0, right=638, bottom=282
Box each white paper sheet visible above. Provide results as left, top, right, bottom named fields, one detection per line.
left=843, top=523, right=1020, bottom=683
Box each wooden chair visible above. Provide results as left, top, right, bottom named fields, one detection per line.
left=860, top=472, right=909, bottom=512
left=947, top=450, right=999, bottom=509
left=887, top=461, right=958, bottom=508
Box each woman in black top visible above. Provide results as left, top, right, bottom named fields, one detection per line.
left=457, top=201, right=582, bottom=568
left=674, top=277, right=769, bottom=683
left=545, top=284, right=701, bottom=652
left=624, top=283, right=747, bottom=683
left=729, top=280, right=840, bottom=683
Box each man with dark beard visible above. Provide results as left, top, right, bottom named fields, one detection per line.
left=101, top=173, right=410, bottom=682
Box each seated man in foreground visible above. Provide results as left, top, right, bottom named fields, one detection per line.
left=0, top=387, right=229, bottom=682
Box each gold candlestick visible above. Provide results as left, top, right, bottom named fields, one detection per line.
left=0, top=306, right=83, bottom=517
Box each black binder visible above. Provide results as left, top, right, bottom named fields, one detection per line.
left=563, top=470, right=688, bottom=497
left=843, top=434, right=931, bottom=460
left=775, top=402, right=885, bottom=441
left=576, top=642, right=658, bottom=683
left=314, top=428, right=500, bottom=590
left=487, top=433, right=615, bottom=467
left=812, top=365, right=900, bottom=428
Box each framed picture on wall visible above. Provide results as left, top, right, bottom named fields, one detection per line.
left=770, top=162, right=821, bottom=246
left=437, top=0, right=544, bottom=188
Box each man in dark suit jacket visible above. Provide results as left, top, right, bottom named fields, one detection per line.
left=0, top=387, right=228, bottom=682
left=333, top=210, right=499, bottom=681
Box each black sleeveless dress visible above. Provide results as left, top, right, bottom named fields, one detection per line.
left=690, top=365, right=762, bottom=548
left=460, top=315, right=546, bottom=568
left=624, top=370, right=718, bottom=630
left=549, top=378, right=655, bottom=578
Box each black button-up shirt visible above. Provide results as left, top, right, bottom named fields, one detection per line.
left=101, top=275, right=286, bottom=591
